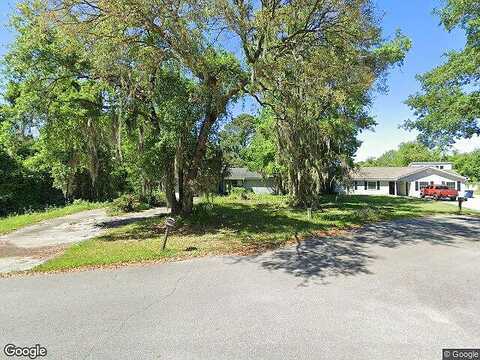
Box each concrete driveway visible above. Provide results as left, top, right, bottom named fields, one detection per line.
left=1, top=215, right=479, bottom=360
left=461, top=197, right=480, bottom=211
left=0, top=207, right=167, bottom=273
left=443, top=196, right=480, bottom=211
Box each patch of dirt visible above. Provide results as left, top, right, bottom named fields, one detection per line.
left=0, top=241, right=68, bottom=259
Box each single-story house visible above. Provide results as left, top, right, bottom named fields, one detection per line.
left=223, top=167, right=275, bottom=194
left=346, top=162, right=467, bottom=197
left=223, top=163, right=467, bottom=198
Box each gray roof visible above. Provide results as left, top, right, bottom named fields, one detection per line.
left=352, top=167, right=422, bottom=181
left=441, top=169, right=467, bottom=178
left=352, top=166, right=466, bottom=181
left=225, top=167, right=264, bottom=180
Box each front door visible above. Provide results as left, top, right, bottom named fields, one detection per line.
left=389, top=181, right=395, bottom=195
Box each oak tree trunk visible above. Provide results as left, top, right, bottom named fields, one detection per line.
left=165, top=158, right=179, bottom=214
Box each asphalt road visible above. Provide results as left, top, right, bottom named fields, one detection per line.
left=1, top=216, right=479, bottom=360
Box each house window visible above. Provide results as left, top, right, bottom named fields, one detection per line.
left=354, top=181, right=358, bottom=190
left=367, top=181, right=377, bottom=190
left=415, top=181, right=419, bottom=191
left=419, top=182, right=429, bottom=189
left=364, top=181, right=367, bottom=190
left=440, top=166, right=444, bottom=169
left=457, top=181, right=461, bottom=191
left=446, top=182, right=456, bottom=189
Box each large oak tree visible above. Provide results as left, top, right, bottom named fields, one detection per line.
left=5, top=0, right=410, bottom=212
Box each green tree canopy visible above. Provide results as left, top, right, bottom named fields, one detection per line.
left=219, top=113, right=257, bottom=168
left=360, top=142, right=443, bottom=167
left=450, top=150, right=480, bottom=182
left=405, top=0, right=480, bottom=147
left=2, top=0, right=411, bottom=213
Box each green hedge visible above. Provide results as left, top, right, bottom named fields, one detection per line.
left=0, top=150, right=64, bottom=216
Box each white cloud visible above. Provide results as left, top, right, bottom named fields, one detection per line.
left=452, top=135, right=480, bottom=154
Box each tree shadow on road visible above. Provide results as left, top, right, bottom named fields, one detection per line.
left=236, top=216, right=480, bottom=286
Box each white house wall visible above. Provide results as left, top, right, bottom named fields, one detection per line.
left=243, top=179, right=275, bottom=194
left=348, top=181, right=391, bottom=196
left=403, top=171, right=465, bottom=197
left=345, top=169, right=465, bottom=198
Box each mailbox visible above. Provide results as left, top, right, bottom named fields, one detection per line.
left=162, top=217, right=176, bottom=251
left=165, top=217, right=176, bottom=228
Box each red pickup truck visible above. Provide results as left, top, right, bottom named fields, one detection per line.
left=420, top=185, right=458, bottom=201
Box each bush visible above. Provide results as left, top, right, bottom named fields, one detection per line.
left=228, top=187, right=252, bottom=200
left=110, top=194, right=142, bottom=213
left=144, top=190, right=167, bottom=207
left=109, top=191, right=167, bottom=214
left=0, top=149, right=64, bottom=217
left=71, top=199, right=93, bottom=206
left=191, top=202, right=215, bottom=219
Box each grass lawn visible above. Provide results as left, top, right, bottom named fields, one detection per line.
left=34, top=194, right=477, bottom=273
left=0, top=201, right=106, bottom=235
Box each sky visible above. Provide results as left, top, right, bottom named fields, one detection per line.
left=0, top=0, right=478, bottom=161
left=357, top=0, right=480, bottom=161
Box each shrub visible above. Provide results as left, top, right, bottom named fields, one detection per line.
left=109, top=191, right=167, bottom=214
left=141, top=190, right=167, bottom=208
left=0, top=149, right=64, bottom=217
left=228, top=187, right=251, bottom=200
left=191, top=202, right=215, bottom=219
left=110, top=194, right=140, bottom=213
left=72, top=199, right=93, bottom=206
left=153, top=190, right=167, bottom=206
